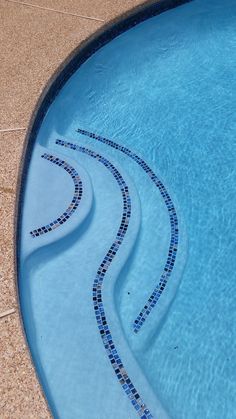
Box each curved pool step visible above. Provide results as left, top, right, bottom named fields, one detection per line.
left=76, top=128, right=179, bottom=333
left=20, top=144, right=93, bottom=260
left=30, top=153, right=83, bottom=238
left=56, top=139, right=153, bottom=419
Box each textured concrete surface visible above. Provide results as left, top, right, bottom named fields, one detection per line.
left=0, top=131, right=25, bottom=191
left=14, top=0, right=144, bottom=20
left=0, top=190, right=16, bottom=314
left=0, top=1, right=101, bottom=129
left=0, top=0, right=149, bottom=417
left=0, top=314, right=50, bottom=419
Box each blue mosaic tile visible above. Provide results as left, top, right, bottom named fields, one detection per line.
left=30, top=153, right=83, bottom=238
left=76, top=128, right=179, bottom=333
left=56, top=139, right=153, bottom=419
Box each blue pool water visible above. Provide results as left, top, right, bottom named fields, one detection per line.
left=19, top=0, right=236, bottom=418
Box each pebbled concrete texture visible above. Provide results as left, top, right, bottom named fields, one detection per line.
left=0, top=131, right=25, bottom=191
left=0, top=1, right=101, bottom=129
left=12, top=0, right=144, bottom=20
left=0, top=0, right=151, bottom=417
left=0, top=314, right=50, bottom=419
left=0, top=190, right=16, bottom=314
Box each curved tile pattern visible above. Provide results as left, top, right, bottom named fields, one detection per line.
left=30, top=153, right=83, bottom=238
left=76, top=128, right=179, bottom=333
left=56, top=139, right=153, bottom=419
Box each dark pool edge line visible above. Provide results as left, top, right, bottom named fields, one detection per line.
left=14, top=0, right=193, bottom=415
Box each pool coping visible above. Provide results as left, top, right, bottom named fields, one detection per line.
left=14, top=0, right=192, bottom=416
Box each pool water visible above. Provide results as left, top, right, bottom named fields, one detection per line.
left=19, top=0, right=236, bottom=418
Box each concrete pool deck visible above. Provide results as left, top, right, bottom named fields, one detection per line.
left=0, top=1, right=155, bottom=417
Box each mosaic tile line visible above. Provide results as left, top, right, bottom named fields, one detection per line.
left=76, top=128, right=179, bottom=333
left=30, top=153, right=83, bottom=238
left=56, top=139, right=153, bottom=419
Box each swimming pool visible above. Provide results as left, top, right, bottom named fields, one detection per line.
left=17, top=0, right=236, bottom=418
